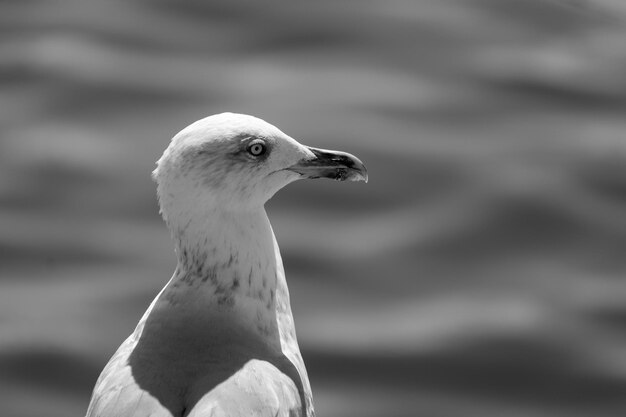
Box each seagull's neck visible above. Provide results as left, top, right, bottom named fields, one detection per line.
left=137, top=207, right=297, bottom=351
left=167, top=208, right=282, bottom=338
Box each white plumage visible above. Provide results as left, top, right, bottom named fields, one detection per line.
left=86, top=113, right=367, bottom=417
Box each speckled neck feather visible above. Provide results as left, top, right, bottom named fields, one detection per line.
left=169, top=209, right=278, bottom=318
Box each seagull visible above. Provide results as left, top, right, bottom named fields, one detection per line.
left=85, top=113, right=367, bottom=417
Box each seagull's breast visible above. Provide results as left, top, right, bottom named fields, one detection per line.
left=186, top=359, right=301, bottom=417
left=87, top=335, right=302, bottom=417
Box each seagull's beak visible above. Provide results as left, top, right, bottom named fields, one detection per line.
left=288, top=146, right=368, bottom=183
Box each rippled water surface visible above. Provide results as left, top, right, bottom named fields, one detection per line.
left=1, top=1, right=626, bottom=416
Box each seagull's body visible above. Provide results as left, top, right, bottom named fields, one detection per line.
left=86, top=113, right=367, bottom=417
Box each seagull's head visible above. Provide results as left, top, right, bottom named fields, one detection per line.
left=153, top=113, right=367, bottom=222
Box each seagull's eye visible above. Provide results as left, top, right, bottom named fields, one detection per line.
left=247, top=140, right=267, bottom=157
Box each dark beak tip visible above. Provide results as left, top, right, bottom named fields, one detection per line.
left=354, top=170, right=368, bottom=183
left=290, top=146, right=369, bottom=183
left=345, top=161, right=368, bottom=183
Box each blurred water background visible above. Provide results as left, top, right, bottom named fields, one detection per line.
left=2, top=0, right=626, bottom=416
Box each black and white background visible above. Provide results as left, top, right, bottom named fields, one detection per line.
left=1, top=1, right=626, bottom=416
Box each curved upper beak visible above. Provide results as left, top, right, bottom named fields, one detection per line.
left=287, top=146, right=368, bottom=183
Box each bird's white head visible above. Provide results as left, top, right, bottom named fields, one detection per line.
left=153, top=112, right=367, bottom=228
